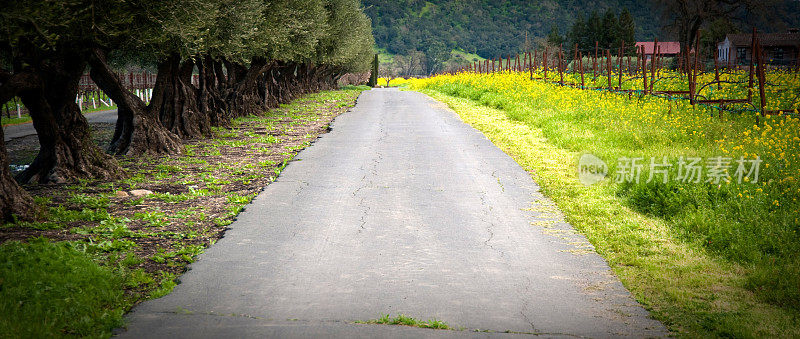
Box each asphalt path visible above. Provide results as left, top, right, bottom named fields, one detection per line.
left=119, top=89, right=667, bottom=338
left=2, top=109, right=117, bottom=142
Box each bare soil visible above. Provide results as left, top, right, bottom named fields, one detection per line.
left=0, top=90, right=361, bottom=300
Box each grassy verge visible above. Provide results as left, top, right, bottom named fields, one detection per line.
left=0, top=86, right=367, bottom=337
left=418, top=86, right=800, bottom=337
left=1, top=116, right=32, bottom=126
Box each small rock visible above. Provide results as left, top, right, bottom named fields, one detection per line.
left=129, top=189, right=154, bottom=197
left=114, top=191, right=129, bottom=198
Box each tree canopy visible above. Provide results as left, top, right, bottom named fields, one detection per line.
left=0, top=0, right=376, bottom=221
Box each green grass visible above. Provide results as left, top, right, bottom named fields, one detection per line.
left=1, top=86, right=367, bottom=337
left=0, top=238, right=127, bottom=338
left=340, top=85, right=371, bottom=91
left=358, top=314, right=450, bottom=330
left=420, top=88, right=800, bottom=337
left=0, top=116, right=31, bottom=126
left=69, top=194, right=111, bottom=209
left=132, top=210, right=169, bottom=228
left=375, top=47, right=396, bottom=65
left=418, top=72, right=800, bottom=311
left=449, top=49, right=484, bottom=63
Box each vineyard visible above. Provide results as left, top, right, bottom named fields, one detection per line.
left=449, top=30, right=799, bottom=121
left=3, top=72, right=158, bottom=122
left=410, top=32, right=800, bottom=334
left=3, top=0, right=800, bottom=336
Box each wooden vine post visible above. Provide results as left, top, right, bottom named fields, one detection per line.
left=688, top=46, right=694, bottom=105
left=594, top=41, right=599, bottom=77
left=642, top=45, right=648, bottom=94
left=689, top=33, right=700, bottom=106
left=754, top=32, right=767, bottom=117
left=606, top=49, right=612, bottom=90
left=558, top=44, right=565, bottom=85
left=714, top=57, right=721, bottom=90
left=618, top=41, right=624, bottom=89
left=650, top=38, right=658, bottom=93
left=579, top=51, right=585, bottom=88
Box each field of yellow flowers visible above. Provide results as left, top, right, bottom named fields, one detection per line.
left=377, top=77, right=415, bottom=87
left=412, top=70, right=800, bottom=336
left=538, top=66, right=799, bottom=112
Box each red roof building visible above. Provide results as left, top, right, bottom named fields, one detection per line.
left=635, top=41, right=681, bottom=59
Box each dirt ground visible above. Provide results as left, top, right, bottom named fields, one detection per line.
left=0, top=89, right=362, bottom=300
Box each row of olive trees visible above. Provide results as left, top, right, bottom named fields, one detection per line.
left=0, top=0, right=375, bottom=221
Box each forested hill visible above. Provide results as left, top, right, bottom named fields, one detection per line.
left=362, top=0, right=663, bottom=57
left=362, top=0, right=800, bottom=59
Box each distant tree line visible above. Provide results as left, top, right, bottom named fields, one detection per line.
left=364, top=0, right=800, bottom=61
left=547, top=8, right=636, bottom=54
left=0, top=0, right=374, bottom=221
left=363, top=0, right=664, bottom=59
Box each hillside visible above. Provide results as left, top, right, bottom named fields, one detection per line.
left=364, top=0, right=661, bottom=58
left=363, top=0, right=800, bottom=59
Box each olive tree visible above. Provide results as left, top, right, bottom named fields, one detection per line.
left=0, top=1, right=126, bottom=186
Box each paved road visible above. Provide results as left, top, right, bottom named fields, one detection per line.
left=120, top=89, right=667, bottom=338
left=2, top=109, right=117, bottom=142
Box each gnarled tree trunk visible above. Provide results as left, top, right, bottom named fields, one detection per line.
left=268, top=63, right=295, bottom=107
left=225, top=57, right=272, bottom=118
left=196, top=56, right=229, bottom=127
left=14, top=55, right=121, bottom=184
left=88, top=48, right=182, bottom=156
left=0, top=119, right=35, bottom=222
left=151, top=55, right=210, bottom=139
left=0, top=71, right=36, bottom=221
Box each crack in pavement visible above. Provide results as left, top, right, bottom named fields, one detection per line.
left=477, top=191, right=506, bottom=259
left=356, top=196, right=370, bottom=232
left=519, top=310, right=537, bottom=335
left=160, top=309, right=265, bottom=320
left=350, top=102, right=389, bottom=235
left=491, top=170, right=505, bottom=192
left=118, top=89, right=668, bottom=338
